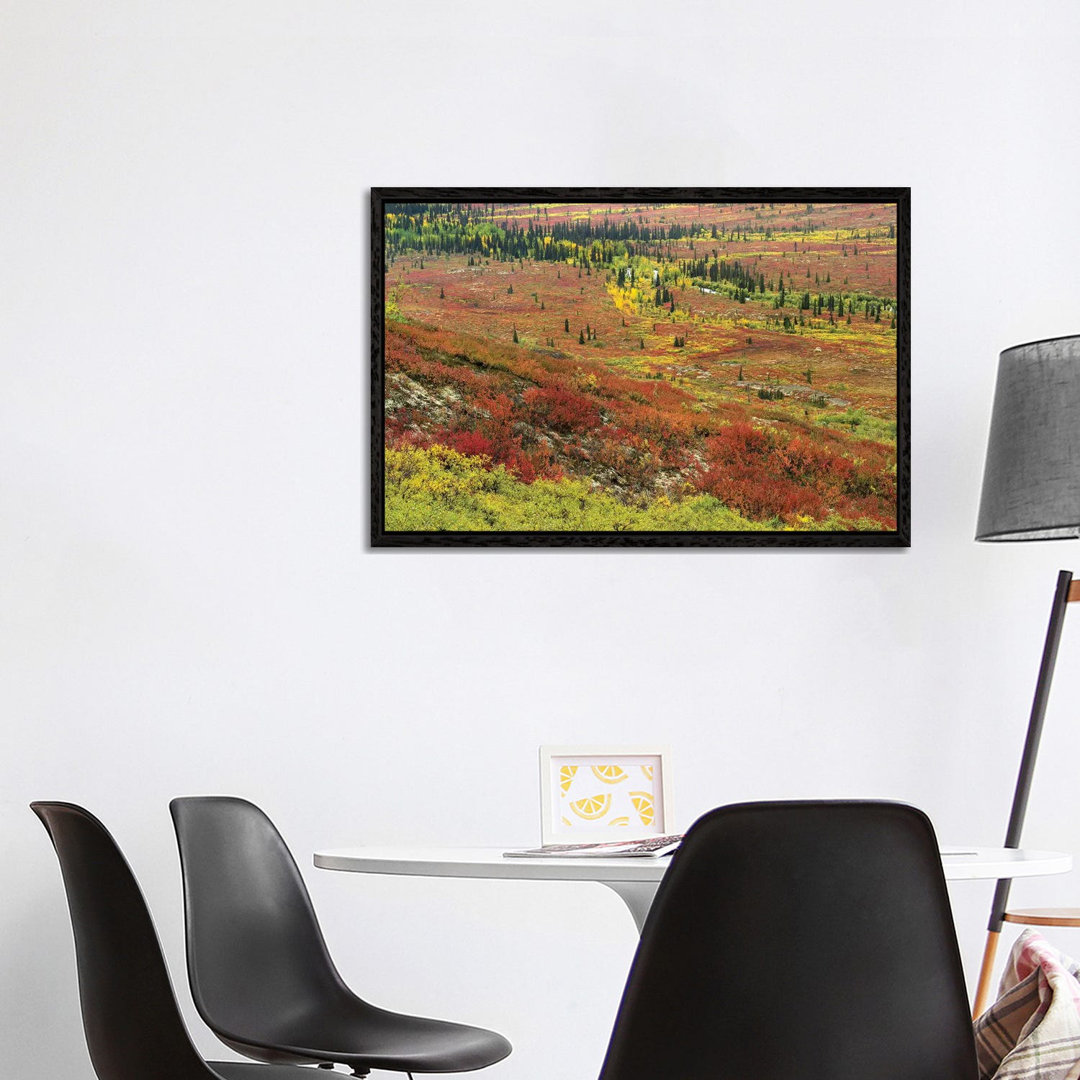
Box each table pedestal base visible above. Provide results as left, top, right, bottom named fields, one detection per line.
left=601, top=881, right=659, bottom=934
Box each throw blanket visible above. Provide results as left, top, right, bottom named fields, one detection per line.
left=975, top=929, right=1080, bottom=1079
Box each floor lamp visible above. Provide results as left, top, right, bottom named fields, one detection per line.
left=972, top=334, right=1080, bottom=1018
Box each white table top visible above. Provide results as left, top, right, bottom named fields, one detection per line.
left=314, top=845, right=1073, bottom=883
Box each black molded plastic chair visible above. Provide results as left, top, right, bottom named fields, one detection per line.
left=598, top=800, right=979, bottom=1080
left=31, top=801, right=315, bottom=1080
left=169, top=796, right=511, bottom=1077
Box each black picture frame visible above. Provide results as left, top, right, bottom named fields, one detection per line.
left=372, top=187, right=910, bottom=548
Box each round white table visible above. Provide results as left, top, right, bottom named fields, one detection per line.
left=314, top=845, right=1073, bottom=934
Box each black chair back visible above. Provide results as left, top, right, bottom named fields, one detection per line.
left=598, top=801, right=978, bottom=1080
left=170, top=795, right=512, bottom=1074
left=169, top=796, right=355, bottom=1055
left=31, top=801, right=218, bottom=1080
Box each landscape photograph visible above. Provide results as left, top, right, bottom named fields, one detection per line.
left=373, top=190, right=908, bottom=545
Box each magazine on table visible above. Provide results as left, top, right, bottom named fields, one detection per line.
left=504, top=834, right=683, bottom=859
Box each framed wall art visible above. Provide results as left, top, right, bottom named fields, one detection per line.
left=538, top=745, right=672, bottom=845
left=372, top=188, right=909, bottom=547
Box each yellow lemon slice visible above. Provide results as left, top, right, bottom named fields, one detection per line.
left=591, top=764, right=628, bottom=784
left=559, top=765, right=578, bottom=793
left=609, top=816, right=630, bottom=827
left=641, top=764, right=654, bottom=781
left=569, top=793, right=612, bottom=821
left=630, top=791, right=654, bottom=827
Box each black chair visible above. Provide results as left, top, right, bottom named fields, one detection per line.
left=169, top=796, right=511, bottom=1078
left=31, top=801, right=316, bottom=1080
left=597, top=800, right=979, bottom=1080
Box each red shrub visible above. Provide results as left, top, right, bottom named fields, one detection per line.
left=522, top=386, right=601, bottom=433
left=693, top=421, right=896, bottom=525
left=440, top=430, right=495, bottom=459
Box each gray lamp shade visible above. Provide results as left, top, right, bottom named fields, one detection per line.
left=976, top=335, right=1080, bottom=541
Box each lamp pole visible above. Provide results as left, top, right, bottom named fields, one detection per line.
left=971, top=569, right=1077, bottom=1017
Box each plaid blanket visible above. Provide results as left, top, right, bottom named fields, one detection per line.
left=975, top=929, right=1080, bottom=1079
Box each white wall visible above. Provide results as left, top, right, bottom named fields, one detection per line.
left=5, top=2, right=1080, bottom=1076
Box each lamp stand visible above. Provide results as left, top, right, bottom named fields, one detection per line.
left=972, top=569, right=1078, bottom=1018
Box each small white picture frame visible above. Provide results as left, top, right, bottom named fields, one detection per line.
left=539, top=745, right=673, bottom=845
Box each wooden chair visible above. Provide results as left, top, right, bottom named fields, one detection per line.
left=1003, top=909, right=1080, bottom=929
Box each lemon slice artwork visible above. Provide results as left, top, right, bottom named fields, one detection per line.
left=559, top=764, right=578, bottom=793
left=608, top=816, right=630, bottom=827
left=591, top=764, right=628, bottom=784
left=569, top=793, right=612, bottom=821
left=630, top=791, right=655, bottom=827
